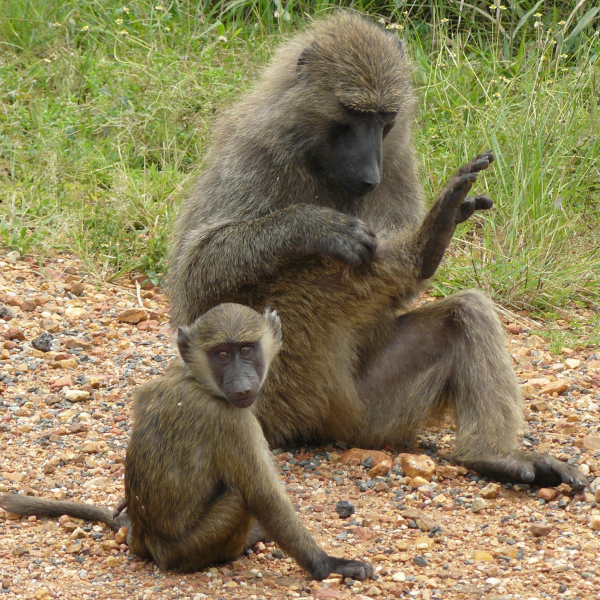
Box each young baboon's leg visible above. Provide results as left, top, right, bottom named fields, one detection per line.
left=147, top=492, right=252, bottom=573
left=355, top=290, right=586, bottom=490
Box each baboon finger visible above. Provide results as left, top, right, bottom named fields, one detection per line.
left=474, top=195, right=494, bottom=210
left=456, top=196, right=494, bottom=224
left=457, top=150, right=494, bottom=175
left=443, top=172, right=477, bottom=209
left=456, top=198, right=476, bottom=224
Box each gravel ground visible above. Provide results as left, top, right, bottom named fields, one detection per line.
left=0, top=252, right=599, bottom=600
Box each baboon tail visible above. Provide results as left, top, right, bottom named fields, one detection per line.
left=0, top=494, right=120, bottom=531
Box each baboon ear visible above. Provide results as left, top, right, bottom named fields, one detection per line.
left=296, top=42, right=317, bottom=80
left=177, top=327, right=192, bottom=363
left=264, top=308, right=282, bottom=345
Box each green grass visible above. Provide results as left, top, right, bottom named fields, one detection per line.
left=0, top=1, right=599, bottom=313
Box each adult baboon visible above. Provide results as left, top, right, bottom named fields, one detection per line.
left=0, top=304, right=374, bottom=579
left=168, top=12, right=585, bottom=490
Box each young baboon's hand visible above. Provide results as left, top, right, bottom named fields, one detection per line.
left=417, top=150, right=494, bottom=279
left=464, top=451, right=587, bottom=491
left=319, top=556, right=374, bottom=580
left=312, top=211, right=377, bottom=267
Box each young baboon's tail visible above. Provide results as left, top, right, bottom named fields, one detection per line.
left=0, top=494, right=121, bottom=531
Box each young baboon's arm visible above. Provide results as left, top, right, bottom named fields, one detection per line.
left=172, top=204, right=376, bottom=316
left=222, top=420, right=372, bottom=581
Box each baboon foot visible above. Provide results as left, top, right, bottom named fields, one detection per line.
left=112, top=497, right=127, bottom=519
left=320, top=557, right=374, bottom=581
left=464, top=451, right=587, bottom=491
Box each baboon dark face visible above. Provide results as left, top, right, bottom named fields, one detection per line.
left=207, top=342, right=265, bottom=408
left=319, top=110, right=397, bottom=197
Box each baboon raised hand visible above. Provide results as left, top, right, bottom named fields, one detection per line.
left=0, top=304, right=374, bottom=579
left=168, top=12, right=586, bottom=490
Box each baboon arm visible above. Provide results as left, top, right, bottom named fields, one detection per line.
left=413, top=151, right=495, bottom=279
left=171, top=203, right=373, bottom=320
left=224, top=443, right=328, bottom=576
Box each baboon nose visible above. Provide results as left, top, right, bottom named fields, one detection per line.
left=360, top=165, right=381, bottom=193
left=233, top=381, right=252, bottom=400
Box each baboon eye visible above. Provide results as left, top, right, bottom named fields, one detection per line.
left=383, top=122, right=396, bottom=138
left=240, top=346, right=253, bottom=355
left=217, top=351, right=230, bottom=360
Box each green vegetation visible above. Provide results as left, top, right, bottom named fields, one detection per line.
left=0, top=1, right=598, bottom=314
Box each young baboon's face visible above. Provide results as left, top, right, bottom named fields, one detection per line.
left=206, top=341, right=266, bottom=408
left=320, top=108, right=397, bottom=197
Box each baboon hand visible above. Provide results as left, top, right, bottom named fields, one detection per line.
left=315, top=556, right=374, bottom=581
left=313, top=212, right=377, bottom=267
left=418, top=150, right=494, bottom=279
left=464, top=451, right=588, bottom=491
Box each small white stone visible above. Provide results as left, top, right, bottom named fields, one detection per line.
left=6, top=251, right=20, bottom=263
left=392, top=571, right=406, bottom=582
left=471, top=497, right=487, bottom=513
left=486, top=577, right=501, bottom=587
left=64, top=389, right=90, bottom=402
left=565, top=358, right=581, bottom=370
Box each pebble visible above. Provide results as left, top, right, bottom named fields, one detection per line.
left=391, top=572, right=406, bottom=582
left=117, top=308, right=148, bottom=324
left=565, top=358, right=581, bottom=369
left=64, top=307, right=90, bottom=320
left=399, top=453, right=436, bottom=480
left=71, top=527, right=87, bottom=539
left=335, top=500, right=355, bottom=518
left=115, top=526, right=128, bottom=544
left=525, top=334, right=545, bottom=348
left=473, top=551, right=493, bottom=562
left=530, top=400, right=549, bottom=412
left=339, top=448, right=389, bottom=468
left=485, top=577, right=501, bottom=588
left=540, top=380, right=569, bottom=395
left=31, top=331, right=58, bottom=352
left=582, top=436, right=600, bottom=451
left=538, top=488, right=559, bottom=502
left=64, top=389, right=90, bottom=401
left=413, top=556, right=428, bottom=567
left=471, top=497, right=487, bottom=513
left=409, top=476, right=429, bottom=488
left=589, top=515, right=600, bottom=531
left=106, top=556, right=119, bottom=567
left=530, top=524, right=553, bottom=537
left=12, top=545, right=28, bottom=557
left=368, top=459, right=391, bottom=477
left=480, top=483, right=501, bottom=499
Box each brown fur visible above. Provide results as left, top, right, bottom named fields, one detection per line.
left=0, top=304, right=374, bottom=579
left=167, top=12, right=586, bottom=490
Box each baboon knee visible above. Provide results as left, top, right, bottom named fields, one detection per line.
left=448, top=290, right=500, bottom=330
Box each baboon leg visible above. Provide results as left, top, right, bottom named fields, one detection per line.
left=356, top=290, right=586, bottom=490
left=244, top=520, right=271, bottom=549
left=149, top=492, right=253, bottom=573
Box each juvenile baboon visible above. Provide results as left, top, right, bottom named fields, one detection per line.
left=0, top=304, right=374, bottom=579
left=168, top=12, right=585, bottom=490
